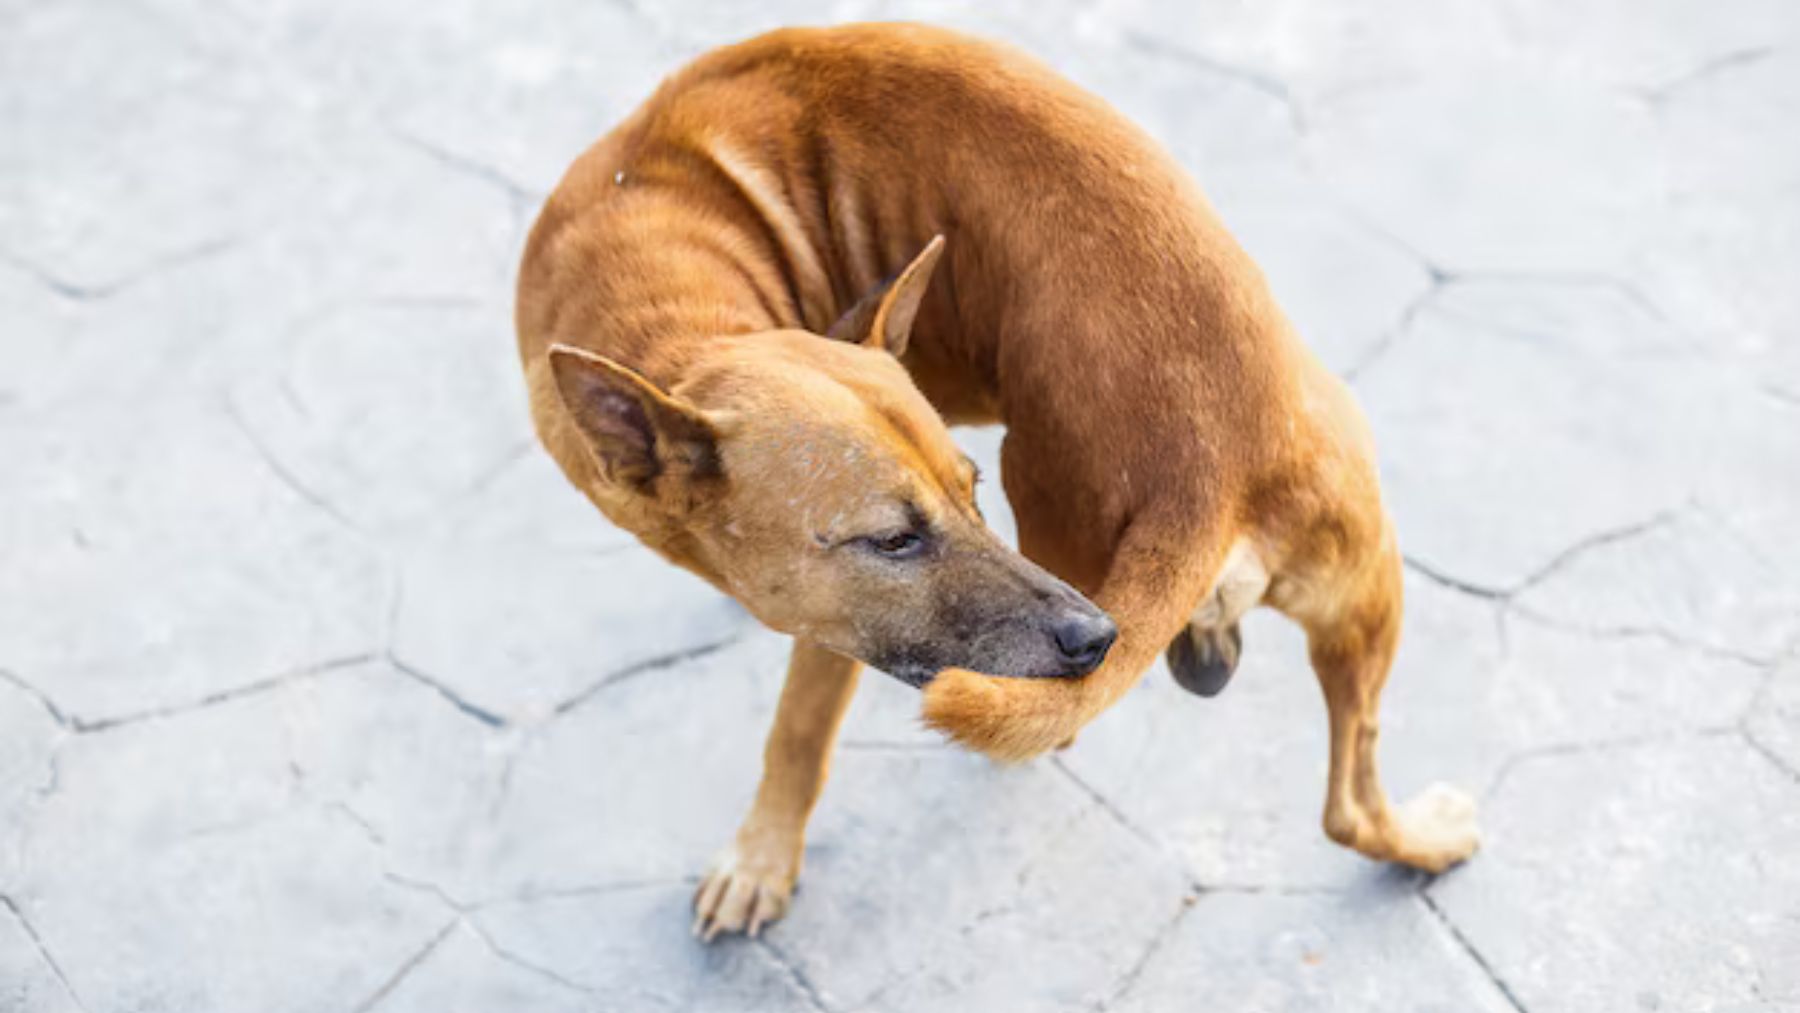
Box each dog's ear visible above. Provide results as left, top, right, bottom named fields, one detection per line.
left=827, top=234, right=945, bottom=357
left=546, top=344, right=720, bottom=492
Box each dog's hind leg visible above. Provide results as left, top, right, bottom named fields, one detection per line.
left=1293, top=528, right=1480, bottom=873
left=694, top=640, right=860, bottom=940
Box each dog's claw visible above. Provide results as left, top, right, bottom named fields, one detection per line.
left=692, top=873, right=726, bottom=937
left=692, top=844, right=795, bottom=942
left=747, top=897, right=767, bottom=938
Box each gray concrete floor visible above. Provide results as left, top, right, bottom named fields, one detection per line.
left=3, top=1, right=1798, bottom=1010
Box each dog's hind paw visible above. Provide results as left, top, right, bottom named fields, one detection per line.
left=1392, top=782, right=1482, bottom=873
left=692, top=843, right=797, bottom=941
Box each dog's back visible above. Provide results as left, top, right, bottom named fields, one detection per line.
left=519, top=23, right=1337, bottom=585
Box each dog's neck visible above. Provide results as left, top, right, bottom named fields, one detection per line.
left=519, top=128, right=961, bottom=380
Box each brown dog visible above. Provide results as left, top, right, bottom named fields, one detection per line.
left=516, top=23, right=1480, bottom=940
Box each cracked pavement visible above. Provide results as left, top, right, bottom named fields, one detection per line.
left=3, top=0, right=1798, bottom=1010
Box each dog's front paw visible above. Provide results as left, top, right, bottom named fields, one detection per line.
left=692, top=842, right=797, bottom=941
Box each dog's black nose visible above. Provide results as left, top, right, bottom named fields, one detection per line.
left=1052, top=612, right=1118, bottom=673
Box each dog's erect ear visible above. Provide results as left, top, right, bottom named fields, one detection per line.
left=546, top=344, right=719, bottom=491
left=826, top=234, right=945, bottom=358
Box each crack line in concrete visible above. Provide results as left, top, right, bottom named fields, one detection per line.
left=382, top=870, right=472, bottom=914
left=374, top=870, right=596, bottom=995
left=0, top=234, right=242, bottom=304
left=1350, top=266, right=1692, bottom=379
left=1761, top=382, right=1800, bottom=409
left=475, top=630, right=750, bottom=817
left=221, top=392, right=367, bottom=536
left=1416, top=890, right=1529, bottom=1013
left=1343, top=274, right=1450, bottom=381
left=386, top=125, right=542, bottom=208
left=1326, top=195, right=1453, bottom=278
left=462, top=916, right=598, bottom=996
left=383, top=559, right=747, bottom=736
left=504, top=876, right=698, bottom=906
left=1443, top=269, right=1676, bottom=328
left=551, top=632, right=747, bottom=717
left=478, top=632, right=750, bottom=819
left=758, top=936, right=835, bottom=1013
left=385, top=865, right=697, bottom=916
left=77, top=651, right=379, bottom=733
left=1739, top=726, right=1800, bottom=788
left=32, top=746, right=64, bottom=805
left=0, top=652, right=375, bottom=735
left=1483, top=725, right=1740, bottom=801
left=381, top=577, right=506, bottom=728
left=1637, top=46, right=1777, bottom=107
left=1403, top=555, right=1509, bottom=601
left=486, top=738, right=529, bottom=823
left=1742, top=654, right=1800, bottom=780
left=1, top=894, right=89, bottom=1011
left=1204, top=881, right=1350, bottom=897
left=1404, top=508, right=1679, bottom=612
left=1508, top=509, right=1680, bottom=596
left=1331, top=191, right=1678, bottom=334
left=1325, top=192, right=1705, bottom=379
left=1118, top=29, right=1307, bottom=136
left=457, top=438, right=536, bottom=503
left=381, top=569, right=409, bottom=661
left=1091, top=893, right=1196, bottom=1012
left=1050, top=754, right=1162, bottom=853
left=352, top=918, right=457, bottom=1013
left=326, top=800, right=388, bottom=849
left=385, top=651, right=508, bottom=728
left=0, top=668, right=74, bottom=728
left=1506, top=606, right=1777, bottom=668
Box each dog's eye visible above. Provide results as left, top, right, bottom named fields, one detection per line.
left=864, top=531, right=926, bottom=559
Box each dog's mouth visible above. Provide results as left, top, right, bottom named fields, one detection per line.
left=865, top=607, right=1118, bottom=688
left=873, top=648, right=1113, bottom=690
left=872, top=655, right=939, bottom=689
left=891, top=668, right=937, bottom=689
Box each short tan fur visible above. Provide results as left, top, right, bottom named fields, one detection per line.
left=517, top=24, right=1479, bottom=940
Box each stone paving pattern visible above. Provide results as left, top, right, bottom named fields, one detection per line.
left=3, top=0, right=1798, bottom=1010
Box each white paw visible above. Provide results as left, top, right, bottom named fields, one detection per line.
left=1395, top=782, right=1482, bottom=872
left=692, top=844, right=797, bottom=941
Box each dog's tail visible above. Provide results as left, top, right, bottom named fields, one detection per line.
left=920, top=524, right=1222, bottom=762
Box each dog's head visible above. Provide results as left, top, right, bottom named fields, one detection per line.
left=544, top=238, right=1115, bottom=686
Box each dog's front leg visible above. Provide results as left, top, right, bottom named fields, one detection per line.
left=694, top=640, right=860, bottom=940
